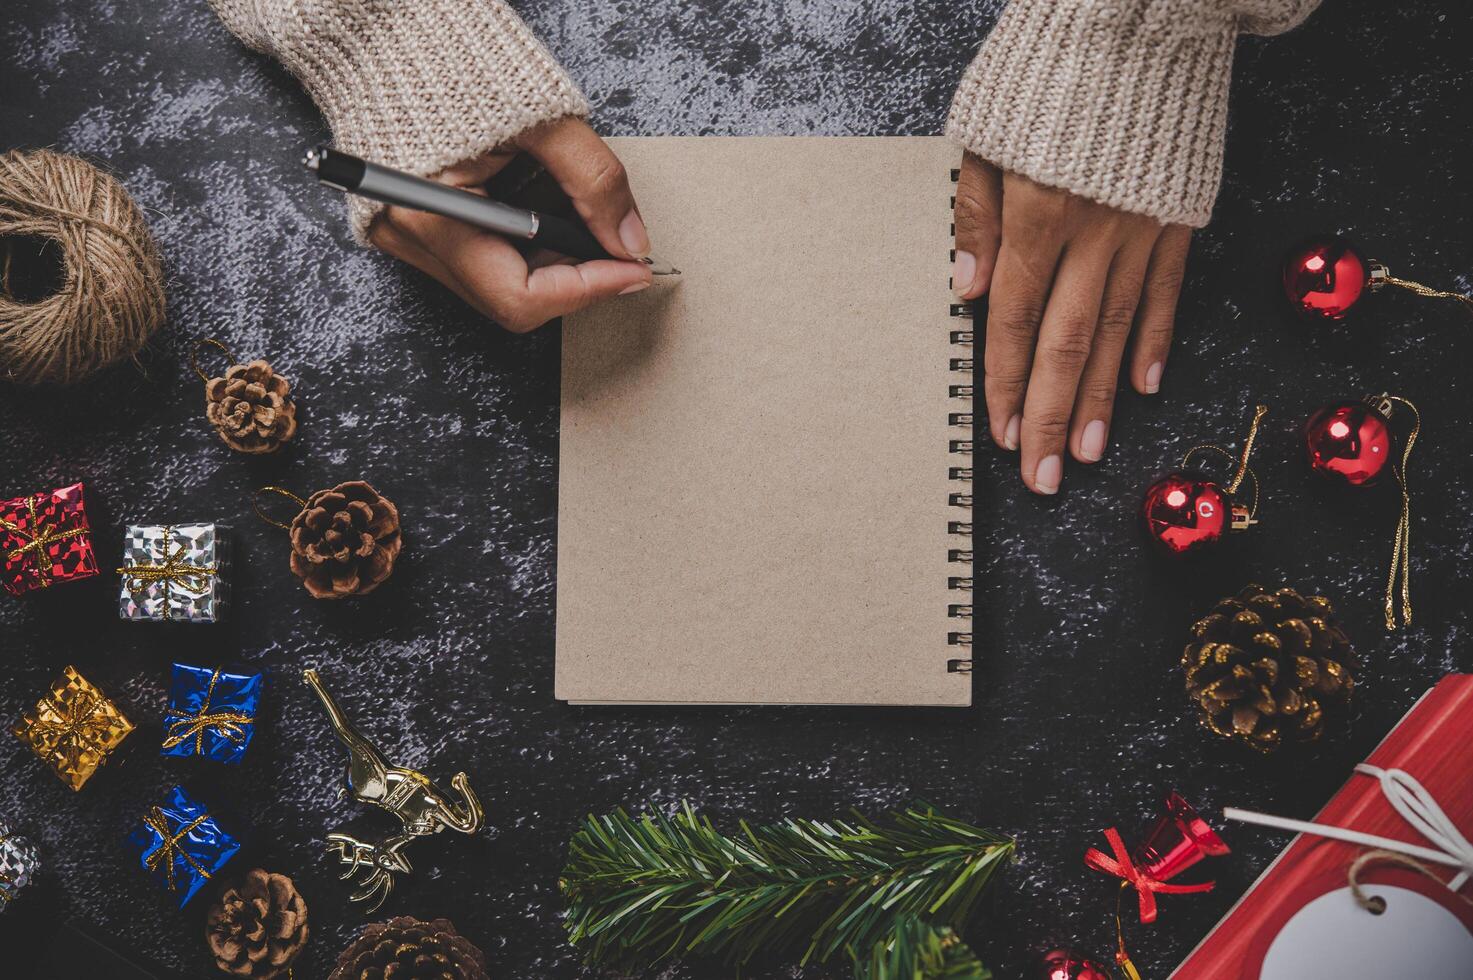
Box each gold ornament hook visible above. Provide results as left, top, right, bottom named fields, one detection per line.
left=1368, top=261, right=1473, bottom=318
left=1180, top=404, right=1269, bottom=521
left=1382, top=394, right=1420, bottom=631
left=252, top=486, right=308, bottom=532
left=189, top=337, right=240, bottom=383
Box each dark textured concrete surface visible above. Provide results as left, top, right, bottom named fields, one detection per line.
left=2, top=2, right=1472, bottom=977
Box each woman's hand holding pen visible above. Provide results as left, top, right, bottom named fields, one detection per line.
left=952, top=154, right=1192, bottom=495
left=369, top=118, right=653, bottom=333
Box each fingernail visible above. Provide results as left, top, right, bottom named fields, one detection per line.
left=1144, top=361, right=1164, bottom=394
left=618, top=280, right=650, bottom=295
left=1080, top=420, right=1108, bottom=462
left=952, top=250, right=976, bottom=297
left=1003, top=414, right=1021, bottom=451
left=1033, top=455, right=1062, bottom=495
left=619, top=210, right=650, bottom=259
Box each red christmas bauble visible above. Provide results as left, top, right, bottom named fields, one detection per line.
left=1283, top=237, right=1369, bottom=320
left=1142, top=471, right=1231, bottom=556
left=1038, top=948, right=1114, bottom=980
left=1305, top=400, right=1393, bottom=485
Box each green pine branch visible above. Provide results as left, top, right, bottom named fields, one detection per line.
left=855, top=915, right=990, bottom=980
left=559, top=800, right=1014, bottom=976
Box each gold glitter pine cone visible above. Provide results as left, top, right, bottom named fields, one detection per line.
left=328, top=916, right=489, bottom=980
left=1182, top=584, right=1355, bottom=753
left=288, top=480, right=401, bottom=599
left=205, top=359, right=298, bottom=454
left=205, top=869, right=309, bottom=979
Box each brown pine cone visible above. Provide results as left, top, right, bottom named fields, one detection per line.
left=205, top=359, right=298, bottom=454
left=328, top=916, right=489, bottom=980
left=288, top=480, right=402, bottom=599
left=1183, top=584, right=1356, bottom=753
left=205, top=869, right=309, bottom=979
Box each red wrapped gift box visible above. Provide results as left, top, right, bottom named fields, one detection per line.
left=1171, top=674, right=1473, bottom=978
left=0, top=483, right=99, bottom=595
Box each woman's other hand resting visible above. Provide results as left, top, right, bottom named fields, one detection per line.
left=953, top=153, right=1190, bottom=495
left=370, top=117, right=653, bottom=333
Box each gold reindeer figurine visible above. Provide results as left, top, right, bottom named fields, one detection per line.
left=302, top=668, right=484, bottom=911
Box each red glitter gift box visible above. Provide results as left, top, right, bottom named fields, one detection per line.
left=0, top=483, right=99, bottom=595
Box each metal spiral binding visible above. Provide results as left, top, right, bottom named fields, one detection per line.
left=948, top=167, right=973, bottom=675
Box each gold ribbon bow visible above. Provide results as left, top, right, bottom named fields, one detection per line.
left=1, top=493, right=87, bottom=588
left=161, top=668, right=254, bottom=756
left=31, top=688, right=105, bottom=772
left=116, top=526, right=217, bottom=621
left=141, top=807, right=214, bottom=892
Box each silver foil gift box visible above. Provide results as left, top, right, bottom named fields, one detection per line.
left=118, top=523, right=231, bottom=622
left=0, top=819, right=40, bottom=912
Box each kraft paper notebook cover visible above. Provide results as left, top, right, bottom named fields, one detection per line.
left=556, top=137, right=973, bottom=705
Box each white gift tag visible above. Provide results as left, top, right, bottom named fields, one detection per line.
left=1259, top=884, right=1473, bottom=979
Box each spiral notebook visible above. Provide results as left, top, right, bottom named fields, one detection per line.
left=555, top=137, right=973, bottom=705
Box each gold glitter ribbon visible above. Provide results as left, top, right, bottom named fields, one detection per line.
left=141, top=807, right=214, bottom=892
left=1182, top=404, right=1270, bottom=523
left=1375, top=272, right=1473, bottom=317
left=116, top=525, right=217, bottom=621
left=1378, top=395, right=1420, bottom=631
left=1, top=493, right=86, bottom=587
left=28, top=688, right=105, bottom=773
left=161, top=668, right=253, bottom=756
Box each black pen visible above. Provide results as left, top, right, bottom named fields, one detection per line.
left=303, top=146, right=679, bottom=275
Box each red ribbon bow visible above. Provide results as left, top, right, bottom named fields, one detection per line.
left=1084, top=827, right=1216, bottom=923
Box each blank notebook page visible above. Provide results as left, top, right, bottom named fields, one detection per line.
left=556, top=136, right=970, bottom=705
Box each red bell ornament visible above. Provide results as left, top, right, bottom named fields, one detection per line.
left=1084, top=792, right=1231, bottom=980
left=1284, top=236, right=1473, bottom=321
left=1304, top=393, right=1421, bottom=630
left=1142, top=404, right=1268, bottom=556
left=1037, top=947, right=1115, bottom=980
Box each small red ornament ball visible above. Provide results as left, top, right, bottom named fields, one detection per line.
left=1038, top=948, right=1114, bottom=980
left=1142, top=472, right=1230, bottom=556
left=1283, top=237, right=1369, bottom=319
left=1305, top=401, right=1392, bottom=485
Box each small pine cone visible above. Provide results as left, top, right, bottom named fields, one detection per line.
left=328, top=916, right=489, bottom=980
left=1182, top=584, right=1356, bottom=753
left=205, top=869, right=309, bottom=979
left=288, top=480, right=402, bottom=599
left=205, top=359, right=298, bottom=454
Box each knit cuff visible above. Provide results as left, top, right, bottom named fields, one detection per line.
left=946, top=0, right=1239, bottom=228
left=246, top=0, right=589, bottom=242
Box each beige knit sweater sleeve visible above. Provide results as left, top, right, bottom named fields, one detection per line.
left=207, top=0, right=589, bottom=240
left=946, top=0, right=1320, bottom=228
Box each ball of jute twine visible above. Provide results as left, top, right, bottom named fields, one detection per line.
left=0, top=148, right=165, bottom=386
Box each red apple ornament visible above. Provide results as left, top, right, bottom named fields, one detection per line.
left=1304, top=393, right=1420, bottom=630
left=1038, top=948, right=1115, bottom=980
left=1143, top=405, right=1268, bottom=557
left=1283, top=238, right=1371, bottom=320
left=1284, top=236, right=1473, bottom=321
left=1304, top=397, right=1394, bottom=485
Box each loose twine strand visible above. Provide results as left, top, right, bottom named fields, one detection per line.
left=1347, top=848, right=1473, bottom=914
left=0, top=149, right=165, bottom=386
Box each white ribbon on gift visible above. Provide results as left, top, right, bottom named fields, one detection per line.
left=1224, top=764, right=1473, bottom=892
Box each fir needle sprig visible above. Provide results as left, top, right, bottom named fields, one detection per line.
left=559, top=801, right=1014, bottom=979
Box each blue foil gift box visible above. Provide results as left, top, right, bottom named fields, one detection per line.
left=126, top=785, right=239, bottom=908
left=118, top=523, right=231, bottom=622
left=161, top=664, right=261, bottom=764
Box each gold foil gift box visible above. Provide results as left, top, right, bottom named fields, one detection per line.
left=12, top=665, right=134, bottom=790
